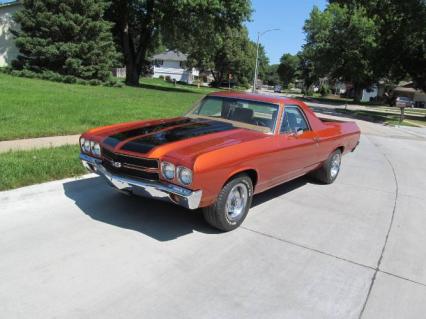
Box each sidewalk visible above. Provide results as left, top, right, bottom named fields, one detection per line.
left=0, top=135, right=80, bottom=154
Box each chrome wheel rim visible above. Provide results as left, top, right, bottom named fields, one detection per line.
left=330, top=153, right=341, bottom=178
left=226, top=183, right=248, bottom=221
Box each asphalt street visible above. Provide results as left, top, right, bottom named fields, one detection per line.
left=1, top=115, right=425, bottom=318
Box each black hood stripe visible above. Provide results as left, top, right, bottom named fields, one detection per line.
left=120, top=120, right=236, bottom=154
left=103, top=118, right=192, bottom=148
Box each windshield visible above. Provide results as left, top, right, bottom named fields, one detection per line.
left=188, top=96, right=279, bottom=133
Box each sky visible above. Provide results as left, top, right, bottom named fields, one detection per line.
left=246, top=0, right=327, bottom=64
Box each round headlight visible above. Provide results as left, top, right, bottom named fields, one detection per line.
left=80, top=137, right=86, bottom=149
left=91, top=142, right=101, bottom=157
left=177, top=167, right=193, bottom=185
left=161, top=162, right=175, bottom=180
left=83, top=139, right=91, bottom=153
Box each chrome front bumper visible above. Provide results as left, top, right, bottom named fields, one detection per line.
left=80, top=153, right=202, bottom=209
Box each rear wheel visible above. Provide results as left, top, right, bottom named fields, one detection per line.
left=202, top=174, right=253, bottom=231
left=312, top=149, right=342, bottom=184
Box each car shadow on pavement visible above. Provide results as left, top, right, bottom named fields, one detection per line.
left=63, top=175, right=312, bottom=241
left=63, top=177, right=219, bottom=241
left=252, top=176, right=311, bottom=207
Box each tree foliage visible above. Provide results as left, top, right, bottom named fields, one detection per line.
left=13, top=0, right=118, bottom=81
left=264, top=64, right=280, bottom=86
left=330, top=0, right=426, bottom=90
left=187, top=26, right=268, bottom=87
left=302, top=4, right=378, bottom=97
left=277, top=53, right=300, bottom=87
left=106, top=0, right=251, bottom=85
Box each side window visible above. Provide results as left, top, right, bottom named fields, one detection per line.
left=281, top=106, right=310, bottom=134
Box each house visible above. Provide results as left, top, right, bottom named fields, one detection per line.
left=0, top=1, right=21, bottom=67
left=393, top=82, right=426, bottom=107
left=151, top=50, right=199, bottom=84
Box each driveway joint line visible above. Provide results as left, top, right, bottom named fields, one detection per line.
left=241, top=226, right=426, bottom=289
left=379, top=270, right=426, bottom=288
left=240, top=226, right=375, bottom=271
left=358, top=135, right=399, bottom=319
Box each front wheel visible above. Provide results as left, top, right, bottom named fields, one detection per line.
left=312, top=149, right=342, bottom=184
left=202, top=174, right=253, bottom=231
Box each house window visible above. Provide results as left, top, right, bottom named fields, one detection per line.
left=154, top=59, right=164, bottom=67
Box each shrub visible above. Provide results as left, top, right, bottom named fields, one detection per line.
left=89, top=79, right=102, bottom=86
left=165, top=75, right=172, bottom=82
left=63, top=75, right=77, bottom=84
left=159, top=75, right=165, bottom=80
left=319, top=84, right=330, bottom=96
left=76, top=78, right=89, bottom=85
left=304, top=87, right=314, bottom=96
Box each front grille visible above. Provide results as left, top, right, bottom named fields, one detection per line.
left=101, top=147, right=159, bottom=181
left=103, top=161, right=159, bottom=181
left=102, top=147, right=159, bottom=169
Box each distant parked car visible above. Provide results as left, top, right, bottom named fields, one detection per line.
left=274, top=85, right=282, bottom=93
left=395, top=96, right=415, bottom=108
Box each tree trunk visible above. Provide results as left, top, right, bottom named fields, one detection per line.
left=353, top=83, right=363, bottom=103
left=126, top=61, right=140, bottom=86
left=119, top=0, right=154, bottom=86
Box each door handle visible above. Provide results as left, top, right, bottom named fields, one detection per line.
left=313, top=137, right=320, bottom=143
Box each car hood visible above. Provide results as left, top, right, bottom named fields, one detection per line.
left=87, top=117, right=267, bottom=163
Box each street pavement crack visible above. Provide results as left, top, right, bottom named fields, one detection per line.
left=358, top=136, right=399, bottom=319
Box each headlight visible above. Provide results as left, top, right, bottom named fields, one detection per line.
left=161, top=162, right=175, bottom=180
left=83, top=139, right=91, bottom=153
left=80, top=137, right=86, bottom=149
left=177, top=166, right=193, bottom=185
left=91, top=141, right=101, bottom=157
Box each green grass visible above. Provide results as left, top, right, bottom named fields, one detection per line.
left=0, top=145, right=85, bottom=191
left=335, top=109, right=425, bottom=127
left=0, top=74, right=219, bottom=141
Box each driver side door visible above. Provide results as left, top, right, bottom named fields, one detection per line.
left=275, top=105, right=320, bottom=183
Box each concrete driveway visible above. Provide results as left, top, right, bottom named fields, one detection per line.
left=1, top=118, right=425, bottom=318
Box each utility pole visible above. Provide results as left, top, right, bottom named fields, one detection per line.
left=252, top=28, right=279, bottom=93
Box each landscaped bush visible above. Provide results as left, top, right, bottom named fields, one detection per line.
left=319, top=84, right=330, bottom=96
left=165, top=76, right=172, bottom=82
left=2, top=69, right=123, bottom=87
left=303, top=87, right=315, bottom=96
left=159, top=75, right=165, bottom=80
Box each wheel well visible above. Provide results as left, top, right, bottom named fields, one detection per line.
left=225, top=169, right=258, bottom=189
left=336, top=146, right=344, bottom=153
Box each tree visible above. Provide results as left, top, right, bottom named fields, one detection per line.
left=302, top=4, right=378, bottom=100
left=264, top=64, right=280, bottom=86
left=277, top=53, right=300, bottom=87
left=106, top=0, right=251, bottom=86
left=13, top=0, right=118, bottom=81
left=185, top=26, right=268, bottom=87
left=330, top=0, right=426, bottom=90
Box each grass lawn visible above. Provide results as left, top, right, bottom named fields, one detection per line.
left=0, top=73, right=219, bottom=141
left=0, top=145, right=85, bottom=191
left=335, top=109, right=424, bottom=127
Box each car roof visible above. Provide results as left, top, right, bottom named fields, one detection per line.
left=207, top=91, right=301, bottom=106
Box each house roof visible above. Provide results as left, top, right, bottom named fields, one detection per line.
left=151, top=50, right=188, bottom=62
left=0, top=1, right=20, bottom=8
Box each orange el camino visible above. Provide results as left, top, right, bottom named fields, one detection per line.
left=79, top=92, right=360, bottom=231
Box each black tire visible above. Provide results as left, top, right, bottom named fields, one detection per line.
left=312, top=149, right=342, bottom=184
left=202, top=174, right=253, bottom=231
